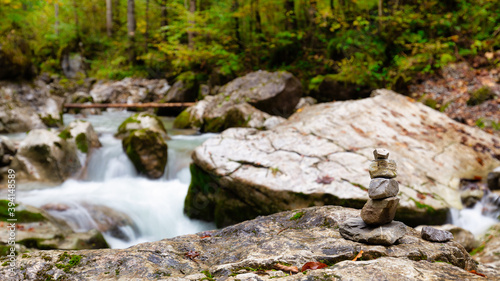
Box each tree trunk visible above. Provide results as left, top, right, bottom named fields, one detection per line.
left=113, top=0, right=120, bottom=30
left=145, top=0, right=149, bottom=50
left=54, top=3, right=59, bottom=36
left=188, top=0, right=196, bottom=49
left=254, top=0, right=262, bottom=35
left=285, top=0, right=296, bottom=31
left=232, top=0, right=242, bottom=51
left=127, top=0, right=136, bottom=63
left=378, top=0, right=383, bottom=31
left=73, top=0, right=79, bottom=38
left=160, top=1, right=168, bottom=27
left=106, top=0, right=113, bottom=37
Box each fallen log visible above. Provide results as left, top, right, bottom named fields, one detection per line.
left=64, top=102, right=196, bottom=109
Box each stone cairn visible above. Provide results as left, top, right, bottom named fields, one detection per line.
left=339, top=148, right=406, bottom=246
left=361, top=148, right=399, bottom=226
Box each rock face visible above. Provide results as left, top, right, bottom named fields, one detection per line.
left=174, top=70, right=303, bottom=132
left=115, top=112, right=169, bottom=139
left=186, top=90, right=500, bottom=228
left=122, top=129, right=168, bottom=179
left=421, top=226, right=454, bottom=242
left=9, top=129, right=81, bottom=183
left=1, top=205, right=491, bottom=281
left=0, top=201, right=109, bottom=255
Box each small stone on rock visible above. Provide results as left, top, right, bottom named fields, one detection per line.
left=339, top=218, right=407, bottom=246
left=373, top=148, right=389, bottom=160
left=368, top=178, right=399, bottom=199
left=361, top=197, right=399, bottom=225
left=421, top=226, right=454, bottom=242
left=369, top=159, right=397, bottom=179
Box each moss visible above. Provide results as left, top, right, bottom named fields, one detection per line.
left=202, top=116, right=228, bottom=133
left=467, top=86, right=495, bottom=106
left=0, top=245, right=13, bottom=257
left=290, top=211, right=305, bottom=220
left=0, top=200, right=46, bottom=222
left=75, top=133, right=88, bottom=153
left=55, top=252, right=82, bottom=273
left=58, top=129, right=72, bottom=140
left=173, top=109, right=194, bottom=129
left=201, top=270, right=215, bottom=281
left=40, top=115, right=62, bottom=128
left=116, top=113, right=166, bottom=137
left=184, top=164, right=218, bottom=222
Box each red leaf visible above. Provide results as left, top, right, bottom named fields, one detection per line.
left=301, top=261, right=328, bottom=272
left=352, top=250, right=364, bottom=261
left=468, top=270, right=486, bottom=277
left=316, top=175, right=335, bottom=184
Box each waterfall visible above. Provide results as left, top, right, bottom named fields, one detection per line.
left=17, top=111, right=216, bottom=249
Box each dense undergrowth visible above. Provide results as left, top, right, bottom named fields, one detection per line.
left=0, top=0, right=499, bottom=92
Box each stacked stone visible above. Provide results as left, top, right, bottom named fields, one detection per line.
left=361, top=149, right=399, bottom=226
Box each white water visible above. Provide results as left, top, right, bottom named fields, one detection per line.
left=450, top=201, right=500, bottom=237
left=15, top=111, right=217, bottom=249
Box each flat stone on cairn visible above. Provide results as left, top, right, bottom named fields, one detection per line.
left=340, top=148, right=406, bottom=246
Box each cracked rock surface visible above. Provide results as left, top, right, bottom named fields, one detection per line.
left=1, top=206, right=494, bottom=281
left=188, top=90, right=500, bottom=227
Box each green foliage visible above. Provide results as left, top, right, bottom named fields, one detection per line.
left=289, top=211, right=304, bottom=220
left=467, top=86, right=495, bottom=106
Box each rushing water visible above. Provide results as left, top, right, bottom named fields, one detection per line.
left=14, top=111, right=216, bottom=249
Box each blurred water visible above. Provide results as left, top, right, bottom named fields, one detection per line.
left=16, top=111, right=216, bottom=248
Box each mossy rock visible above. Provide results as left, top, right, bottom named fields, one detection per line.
left=122, top=129, right=168, bottom=179
left=0, top=200, right=46, bottom=222
left=184, top=164, right=218, bottom=222
left=116, top=113, right=168, bottom=139
left=40, top=114, right=63, bottom=128
left=467, top=86, right=495, bottom=106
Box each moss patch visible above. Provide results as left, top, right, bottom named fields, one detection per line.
left=467, top=86, right=495, bottom=106
left=173, top=109, right=195, bottom=129
left=0, top=200, right=46, bottom=222
left=55, top=252, right=82, bottom=273
left=75, top=133, right=88, bottom=153
left=290, top=211, right=305, bottom=220
left=184, top=164, right=219, bottom=222
left=116, top=113, right=167, bottom=137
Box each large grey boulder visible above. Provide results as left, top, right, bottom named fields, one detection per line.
left=174, top=70, right=303, bottom=132
left=0, top=205, right=493, bottom=280
left=186, top=90, right=500, bottom=228
left=122, top=129, right=168, bottom=179
left=9, top=129, right=81, bottom=183
left=64, top=120, right=102, bottom=153
left=89, top=78, right=170, bottom=104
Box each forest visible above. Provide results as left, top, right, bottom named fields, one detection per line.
left=1, top=0, right=499, bottom=92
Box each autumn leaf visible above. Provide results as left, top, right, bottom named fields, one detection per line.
left=274, top=263, right=299, bottom=274
left=352, top=250, right=363, bottom=261
left=316, top=175, right=335, bottom=184
left=468, top=270, right=486, bottom=277
left=301, top=261, right=328, bottom=272
left=417, top=192, right=426, bottom=200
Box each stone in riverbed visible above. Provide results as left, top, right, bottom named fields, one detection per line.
left=421, top=226, right=454, bottom=242
left=368, top=178, right=399, bottom=199
left=122, top=129, right=168, bottom=179
left=369, top=159, right=397, bottom=179
left=339, top=217, right=407, bottom=246
left=361, top=197, right=399, bottom=225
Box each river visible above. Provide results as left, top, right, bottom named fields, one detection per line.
left=2, top=111, right=499, bottom=248
left=13, top=111, right=216, bottom=249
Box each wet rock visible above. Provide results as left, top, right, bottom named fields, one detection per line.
left=421, top=226, right=454, bottom=242
left=174, top=70, right=303, bottom=132
left=487, top=166, right=500, bottom=190
left=122, top=129, right=168, bottom=179
left=188, top=90, right=500, bottom=227
left=1, top=205, right=487, bottom=280
left=0, top=105, right=46, bottom=133
left=115, top=112, right=169, bottom=139
left=65, top=120, right=102, bottom=153
left=360, top=197, right=400, bottom=225
left=0, top=136, right=16, bottom=167
left=0, top=201, right=108, bottom=254
left=339, top=218, right=407, bottom=246
left=9, top=129, right=81, bottom=183
left=460, top=179, right=486, bottom=208
left=368, top=178, right=399, bottom=199
left=473, top=223, right=500, bottom=270
left=415, top=224, right=477, bottom=251
left=369, top=159, right=397, bottom=179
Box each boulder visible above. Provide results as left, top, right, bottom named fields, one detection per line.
left=9, top=129, right=81, bottom=183
left=64, top=120, right=102, bottom=153
left=1, top=205, right=491, bottom=280
left=61, top=53, right=86, bottom=79
left=186, top=90, right=500, bottom=228
left=173, top=70, right=303, bottom=132
left=308, top=74, right=372, bottom=103
left=163, top=71, right=199, bottom=102
left=115, top=112, right=169, bottom=139
left=122, top=129, right=168, bottom=179
left=0, top=136, right=16, bottom=167
left=89, top=78, right=170, bottom=104
left=0, top=200, right=108, bottom=254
